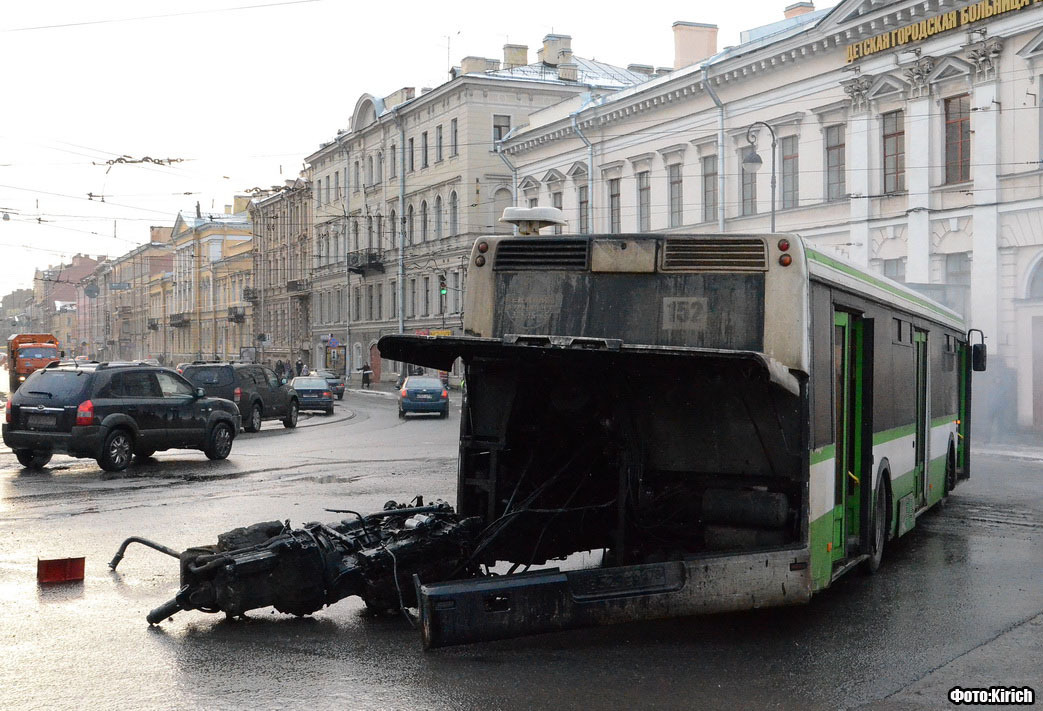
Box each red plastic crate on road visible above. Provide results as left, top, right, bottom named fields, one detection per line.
left=37, top=557, right=85, bottom=583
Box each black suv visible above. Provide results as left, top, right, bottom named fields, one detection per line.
left=180, top=362, right=298, bottom=432
left=2, top=363, right=241, bottom=472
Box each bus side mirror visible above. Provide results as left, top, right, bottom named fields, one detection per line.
left=971, top=343, right=987, bottom=372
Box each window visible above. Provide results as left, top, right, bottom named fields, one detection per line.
left=552, top=191, right=563, bottom=234
left=377, top=153, right=383, bottom=182
left=703, top=155, right=717, bottom=223
left=367, top=156, right=373, bottom=185
left=527, top=197, right=538, bottom=208
left=668, top=164, right=683, bottom=228
left=434, top=196, right=443, bottom=239
left=449, top=192, right=458, bottom=235
left=376, top=284, right=383, bottom=320
left=578, top=185, right=589, bottom=233
left=883, top=110, right=905, bottom=193
left=945, top=95, right=971, bottom=184
left=408, top=279, right=416, bottom=317
left=450, top=118, right=458, bottom=156
left=354, top=161, right=360, bottom=191
left=436, top=125, right=443, bottom=162
left=390, top=145, right=396, bottom=178
left=353, top=287, right=361, bottom=321
left=826, top=125, right=846, bottom=201
left=332, top=233, right=339, bottom=262
left=366, top=216, right=373, bottom=249
left=780, top=135, right=799, bottom=209
left=390, top=279, right=397, bottom=317
left=609, top=178, right=621, bottom=232
left=421, top=131, right=429, bottom=168
left=945, top=251, right=971, bottom=285
left=883, top=258, right=906, bottom=283
left=352, top=220, right=359, bottom=251
left=493, top=114, right=511, bottom=142
left=389, top=210, right=397, bottom=243
left=420, top=201, right=428, bottom=241
left=423, top=276, right=431, bottom=316
left=313, top=180, right=320, bottom=203
left=366, top=284, right=374, bottom=320
left=334, top=171, right=340, bottom=200
left=740, top=146, right=757, bottom=216
left=324, top=175, right=330, bottom=204
left=408, top=138, right=415, bottom=172
left=634, top=171, right=651, bottom=231
left=376, top=215, right=383, bottom=248
left=407, top=204, right=415, bottom=245
left=452, top=271, right=461, bottom=312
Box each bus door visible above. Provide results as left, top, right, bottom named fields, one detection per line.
left=833, top=311, right=870, bottom=564
left=913, top=330, right=929, bottom=507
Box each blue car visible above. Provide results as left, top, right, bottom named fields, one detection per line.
left=398, top=376, right=449, bottom=419
left=290, top=376, right=334, bottom=415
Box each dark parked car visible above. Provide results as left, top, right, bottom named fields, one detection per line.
left=398, top=376, right=449, bottom=418
left=314, top=369, right=345, bottom=400
left=2, top=363, right=241, bottom=472
left=291, top=376, right=334, bottom=415
left=180, top=362, right=298, bottom=432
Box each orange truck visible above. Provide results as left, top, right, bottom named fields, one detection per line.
left=6, top=334, right=61, bottom=394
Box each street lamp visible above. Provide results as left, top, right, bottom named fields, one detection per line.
left=742, top=121, right=777, bottom=233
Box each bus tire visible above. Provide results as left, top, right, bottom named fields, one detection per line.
left=865, top=474, right=890, bottom=574
left=944, top=441, right=957, bottom=498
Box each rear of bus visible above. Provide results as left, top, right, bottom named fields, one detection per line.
left=379, top=232, right=813, bottom=646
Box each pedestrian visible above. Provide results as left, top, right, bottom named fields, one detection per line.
left=295, top=358, right=303, bottom=377
left=301, top=363, right=310, bottom=376
left=275, top=359, right=284, bottom=378
left=361, top=362, right=372, bottom=389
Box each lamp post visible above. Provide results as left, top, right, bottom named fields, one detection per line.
left=742, top=121, right=777, bottom=233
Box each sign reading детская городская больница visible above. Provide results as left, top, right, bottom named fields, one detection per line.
left=846, top=0, right=1039, bottom=63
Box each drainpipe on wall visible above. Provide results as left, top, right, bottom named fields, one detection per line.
left=495, top=137, right=519, bottom=235
left=703, top=65, right=727, bottom=233
left=393, top=108, right=406, bottom=336
left=570, top=91, right=598, bottom=234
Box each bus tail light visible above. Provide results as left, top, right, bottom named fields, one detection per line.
left=233, top=387, right=242, bottom=403
left=477, top=241, right=489, bottom=253
left=474, top=255, right=486, bottom=267
left=75, top=400, right=95, bottom=426
left=777, top=238, right=790, bottom=251
left=779, top=254, right=793, bottom=267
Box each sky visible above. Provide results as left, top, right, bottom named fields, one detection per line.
left=0, top=0, right=834, bottom=292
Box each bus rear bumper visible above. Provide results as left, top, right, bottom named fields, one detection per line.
left=417, top=546, right=811, bottom=648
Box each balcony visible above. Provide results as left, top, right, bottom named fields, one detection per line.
left=242, top=287, right=259, bottom=302
left=170, top=312, right=190, bottom=328
left=347, top=248, right=385, bottom=275
left=147, top=318, right=160, bottom=331
left=286, top=278, right=311, bottom=293
left=227, top=305, right=247, bottom=323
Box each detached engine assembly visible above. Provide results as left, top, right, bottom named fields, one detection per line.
left=111, top=499, right=480, bottom=625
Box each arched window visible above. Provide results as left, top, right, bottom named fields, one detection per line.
left=389, top=210, right=397, bottom=245
left=407, top=204, right=415, bottom=245
left=375, top=214, right=383, bottom=249
left=449, top=191, right=459, bottom=236
left=420, top=200, right=429, bottom=242
left=1030, top=257, right=1043, bottom=299
left=377, top=153, right=383, bottom=183
left=493, top=188, right=513, bottom=234
left=434, top=195, right=443, bottom=239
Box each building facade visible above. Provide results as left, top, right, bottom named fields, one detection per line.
left=305, top=34, right=649, bottom=381
left=168, top=202, right=253, bottom=364
left=248, top=179, right=311, bottom=370
left=503, top=0, right=1043, bottom=430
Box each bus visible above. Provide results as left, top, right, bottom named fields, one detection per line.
left=379, top=220, right=986, bottom=648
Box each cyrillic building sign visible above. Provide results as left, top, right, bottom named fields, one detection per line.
left=846, top=0, right=1039, bottom=63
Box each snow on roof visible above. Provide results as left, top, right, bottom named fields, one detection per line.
left=466, top=55, right=649, bottom=90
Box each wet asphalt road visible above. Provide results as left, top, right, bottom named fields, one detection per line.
left=1, top=391, right=1041, bottom=711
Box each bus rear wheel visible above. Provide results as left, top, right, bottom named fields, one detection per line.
left=865, top=476, right=889, bottom=574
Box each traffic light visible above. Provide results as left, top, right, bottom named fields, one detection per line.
left=439, top=274, right=447, bottom=296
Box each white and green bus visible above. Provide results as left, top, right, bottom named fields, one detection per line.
left=380, top=223, right=986, bottom=647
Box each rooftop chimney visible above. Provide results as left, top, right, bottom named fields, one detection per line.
left=672, top=21, right=718, bottom=70
left=784, top=1, right=815, bottom=19
left=538, top=34, right=572, bottom=67
left=503, top=44, right=528, bottom=69
left=461, top=56, right=490, bottom=75
left=558, top=62, right=578, bottom=81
